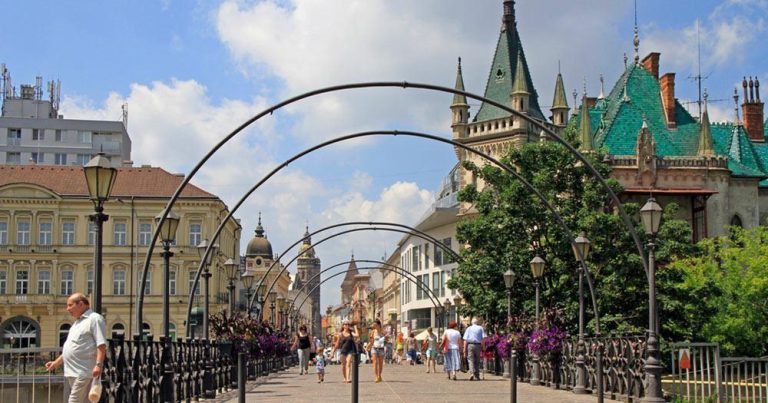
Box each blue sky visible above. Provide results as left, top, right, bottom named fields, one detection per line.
left=2, top=0, right=766, bottom=308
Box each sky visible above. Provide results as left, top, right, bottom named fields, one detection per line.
left=2, top=0, right=766, bottom=308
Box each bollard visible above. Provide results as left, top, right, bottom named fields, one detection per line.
left=351, top=348, right=359, bottom=403
left=238, top=351, right=246, bottom=403
left=510, top=348, right=517, bottom=403
left=597, top=341, right=604, bottom=403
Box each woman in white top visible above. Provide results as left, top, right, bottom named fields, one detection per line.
left=365, top=319, right=387, bottom=383
left=440, top=320, right=463, bottom=380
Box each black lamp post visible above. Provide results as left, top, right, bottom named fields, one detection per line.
left=256, top=284, right=265, bottom=321
left=269, top=291, right=277, bottom=327
left=241, top=269, right=255, bottom=315
left=224, top=258, right=240, bottom=314
left=640, top=197, right=664, bottom=403
left=529, top=255, right=545, bottom=386
left=155, top=209, right=179, bottom=403
left=83, top=153, right=117, bottom=314
left=277, top=296, right=285, bottom=330
left=503, top=269, right=517, bottom=403
left=196, top=239, right=219, bottom=339
left=453, top=294, right=462, bottom=324
left=572, top=231, right=591, bottom=394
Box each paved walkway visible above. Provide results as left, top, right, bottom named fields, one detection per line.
left=217, top=361, right=617, bottom=402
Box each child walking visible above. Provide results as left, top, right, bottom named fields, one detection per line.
left=315, top=347, right=326, bottom=383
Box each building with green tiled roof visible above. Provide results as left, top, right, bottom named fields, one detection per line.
left=567, top=52, right=767, bottom=239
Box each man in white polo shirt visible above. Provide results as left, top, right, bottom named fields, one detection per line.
left=45, top=293, right=107, bottom=403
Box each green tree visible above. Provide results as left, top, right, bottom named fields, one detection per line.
left=669, top=226, right=768, bottom=356
left=448, top=139, right=698, bottom=339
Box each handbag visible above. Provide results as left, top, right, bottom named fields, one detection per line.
left=88, top=376, right=102, bottom=402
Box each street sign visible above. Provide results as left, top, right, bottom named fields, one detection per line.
left=679, top=348, right=691, bottom=370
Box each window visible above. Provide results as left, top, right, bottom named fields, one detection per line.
left=113, top=270, right=126, bottom=295
left=139, top=222, right=152, bottom=246
left=432, top=272, right=440, bottom=296
left=0, top=271, right=6, bottom=294
left=0, top=221, right=7, bottom=245
left=189, top=223, right=202, bottom=247
left=424, top=243, right=430, bottom=269
left=31, top=152, right=44, bottom=163
left=142, top=270, right=151, bottom=295
left=60, top=271, right=74, bottom=295
left=32, top=129, right=43, bottom=141
left=111, top=323, right=125, bottom=338
left=16, top=270, right=29, bottom=294
left=6, top=152, right=20, bottom=164
left=61, top=221, right=75, bottom=245
left=87, top=270, right=93, bottom=295
left=169, top=323, right=177, bottom=341
left=54, top=153, right=67, bottom=165
left=435, top=238, right=453, bottom=266
left=411, top=245, right=420, bottom=272
left=17, top=220, right=30, bottom=245
left=76, top=154, right=92, bottom=165
left=188, top=271, right=200, bottom=295
left=7, top=128, right=21, bottom=145
left=37, top=270, right=51, bottom=294
left=77, top=131, right=91, bottom=144
left=114, top=222, right=126, bottom=246
left=59, top=324, right=71, bottom=347
left=38, top=222, right=52, bottom=245
left=169, top=270, right=176, bottom=295
left=55, top=130, right=63, bottom=142
left=88, top=222, right=96, bottom=245
left=440, top=271, right=447, bottom=297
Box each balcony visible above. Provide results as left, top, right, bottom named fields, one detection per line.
left=0, top=294, right=60, bottom=305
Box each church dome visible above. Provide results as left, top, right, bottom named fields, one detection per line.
left=246, top=214, right=273, bottom=258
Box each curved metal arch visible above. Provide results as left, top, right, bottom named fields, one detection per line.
left=284, top=260, right=443, bottom=322
left=142, top=82, right=644, bottom=335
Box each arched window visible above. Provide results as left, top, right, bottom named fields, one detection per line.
left=142, top=322, right=152, bottom=341
left=59, top=324, right=71, bottom=347
left=112, top=323, right=125, bottom=338
left=731, top=215, right=743, bottom=228
left=2, top=317, right=39, bottom=348
left=169, top=323, right=177, bottom=341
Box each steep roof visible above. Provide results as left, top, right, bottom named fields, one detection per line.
left=552, top=73, right=569, bottom=110
left=568, top=63, right=768, bottom=180
left=0, top=165, right=216, bottom=198
left=473, top=2, right=545, bottom=122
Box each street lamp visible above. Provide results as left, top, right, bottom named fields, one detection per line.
left=503, top=269, right=517, bottom=403
left=256, top=284, right=266, bottom=321
left=277, top=296, right=286, bottom=329
left=572, top=231, right=591, bottom=394
left=155, top=209, right=179, bottom=403
left=196, top=239, right=219, bottom=339
left=640, top=197, right=664, bottom=403
left=83, top=153, right=117, bottom=314
left=268, top=291, right=277, bottom=327
left=529, top=255, right=545, bottom=386
left=453, top=294, right=462, bottom=323
left=224, top=258, right=240, bottom=314
left=241, top=269, right=255, bottom=315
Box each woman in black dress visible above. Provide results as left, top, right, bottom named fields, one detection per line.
left=330, top=320, right=359, bottom=383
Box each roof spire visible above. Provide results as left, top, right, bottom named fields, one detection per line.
left=734, top=87, right=741, bottom=126
left=452, top=57, right=468, bottom=106
left=551, top=69, right=569, bottom=110
left=698, top=89, right=714, bottom=157
left=572, top=89, right=578, bottom=115
left=255, top=212, right=265, bottom=237
left=579, top=90, right=594, bottom=152
left=633, top=0, right=640, bottom=64
left=598, top=74, right=605, bottom=99
left=512, top=48, right=530, bottom=96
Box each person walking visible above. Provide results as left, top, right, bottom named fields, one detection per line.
left=314, top=347, right=326, bottom=383
left=463, top=318, right=487, bottom=381
left=365, top=319, right=387, bottom=383
left=423, top=327, right=438, bottom=373
left=406, top=332, right=418, bottom=365
left=394, top=332, right=404, bottom=365
left=330, top=320, right=358, bottom=383
left=292, top=324, right=312, bottom=375
left=441, top=320, right=463, bottom=380
left=45, top=293, right=107, bottom=403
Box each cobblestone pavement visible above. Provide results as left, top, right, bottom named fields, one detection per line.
left=214, top=361, right=617, bottom=403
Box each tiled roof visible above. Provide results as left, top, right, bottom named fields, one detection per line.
left=568, top=64, right=768, bottom=180
left=0, top=165, right=216, bottom=198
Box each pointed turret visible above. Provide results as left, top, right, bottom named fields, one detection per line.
left=698, top=90, right=715, bottom=156
left=551, top=71, right=569, bottom=127
left=578, top=93, right=594, bottom=152
left=451, top=57, right=470, bottom=139
left=511, top=49, right=530, bottom=113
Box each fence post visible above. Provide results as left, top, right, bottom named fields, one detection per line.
left=714, top=344, right=723, bottom=403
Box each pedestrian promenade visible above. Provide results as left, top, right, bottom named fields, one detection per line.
left=217, top=362, right=617, bottom=402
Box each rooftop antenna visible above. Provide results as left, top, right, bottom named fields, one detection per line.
left=687, top=19, right=710, bottom=121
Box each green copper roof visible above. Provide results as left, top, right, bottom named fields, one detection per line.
left=474, top=22, right=545, bottom=122
left=567, top=64, right=768, bottom=180
left=552, top=73, right=568, bottom=110
left=452, top=58, right=468, bottom=106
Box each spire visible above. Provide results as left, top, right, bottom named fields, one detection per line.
left=303, top=224, right=311, bottom=245
left=551, top=71, right=568, bottom=109
left=730, top=124, right=742, bottom=163
left=698, top=90, right=715, bottom=156
left=572, top=89, right=578, bottom=115
left=512, top=49, right=530, bottom=96
left=598, top=74, right=605, bottom=99
left=502, top=0, right=516, bottom=32
left=579, top=91, right=594, bottom=152
left=734, top=87, right=741, bottom=126
left=255, top=212, right=265, bottom=237
left=633, top=0, right=640, bottom=64
left=452, top=57, right=468, bottom=106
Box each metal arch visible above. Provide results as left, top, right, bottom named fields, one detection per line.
left=141, top=81, right=645, bottom=334
left=284, top=260, right=443, bottom=322
left=177, top=130, right=602, bottom=336
left=254, top=226, right=458, bottom=312
left=184, top=222, right=458, bottom=336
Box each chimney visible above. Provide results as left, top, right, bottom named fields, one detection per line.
left=743, top=76, right=765, bottom=142
left=660, top=73, right=676, bottom=128
left=641, top=52, right=660, bottom=80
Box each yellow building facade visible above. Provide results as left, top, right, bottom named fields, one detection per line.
left=0, top=165, right=241, bottom=348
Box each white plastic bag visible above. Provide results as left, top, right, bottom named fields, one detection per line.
left=88, top=376, right=102, bottom=402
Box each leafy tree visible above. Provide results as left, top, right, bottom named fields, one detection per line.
left=669, top=226, right=768, bottom=356
left=448, top=139, right=699, bottom=339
